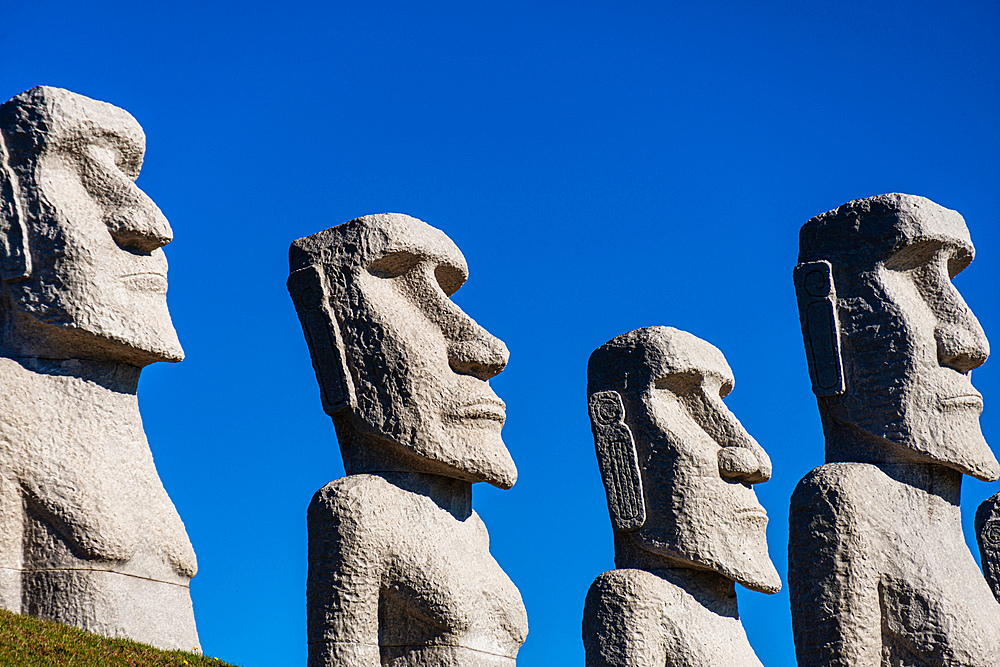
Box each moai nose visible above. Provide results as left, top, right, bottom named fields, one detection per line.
left=448, top=324, right=509, bottom=381
left=104, top=190, right=173, bottom=253
left=717, top=414, right=772, bottom=484
left=936, top=320, right=989, bottom=374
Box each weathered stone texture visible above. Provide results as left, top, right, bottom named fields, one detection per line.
left=289, top=213, right=527, bottom=667
left=789, top=193, right=1000, bottom=666
left=0, top=87, right=198, bottom=650
left=583, top=326, right=778, bottom=667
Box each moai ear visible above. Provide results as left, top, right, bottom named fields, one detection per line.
left=287, top=265, right=356, bottom=416
left=976, top=492, right=1000, bottom=603
left=0, top=132, right=31, bottom=282
left=588, top=390, right=646, bottom=532
left=794, top=260, right=845, bottom=396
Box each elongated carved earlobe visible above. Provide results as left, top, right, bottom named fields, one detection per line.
left=589, top=390, right=646, bottom=532
left=0, top=131, right=31, bottom=281
left=288, top=265, right=356, bottom=415
left=976, top=492, right=1000, bottom=603
left=794, top=260, right=845, bottom=396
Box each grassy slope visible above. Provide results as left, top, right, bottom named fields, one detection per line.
left=0, top=609, right=240, bottom=667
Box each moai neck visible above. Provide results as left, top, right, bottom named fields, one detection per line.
left=0, top=355, right=141, bottom=398
left=822, top=419, right=964, bottom=506
left=0, top=356, right=145, bottom=455
left=613, top=532, right=739, bottom=613
left=375, top=471, right=473, bottom=520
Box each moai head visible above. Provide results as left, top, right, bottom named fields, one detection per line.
left=587, top=326, right=781, bottom=593
left=288, top=213, right=516, bottom=488
left=795, top=193, right=996, bottom=480
left=0, top=86, right=182, bottom=366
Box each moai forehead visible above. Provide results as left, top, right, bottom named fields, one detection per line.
left=0, top=86, right=181, bottom=366
left=289, top=212, right=469, bottom=294
left=588, top=326, right=735, bottom=398
left=799, top=193, right=974, bottom=270
left=288, top=213, right=516, bottom=488
left=1, top=86, right=146, bottom=178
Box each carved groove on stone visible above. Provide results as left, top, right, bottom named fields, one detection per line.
left=0, top=130, right=31, bottom=281
left=793, top=260, right=845, bottom=396
left=288, top=265, right=355, bottom=416
left=589, top=390, right=646, bottom=532
left=976, top=492, right=1000, bottom=603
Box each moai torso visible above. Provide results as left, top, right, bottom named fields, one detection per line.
left=0, top=359, right=197, bottom=647
left=584, top=569, right=763, bottom=667
left=791, top=463, right=1000, bottom=666
left=0, top=87, right=198, bottom=650
left=582, top=327, right=779, bottom=667
left=308, top=474, right=526, bottom=666
left=289, top=213, right=527, bottom=667
left=788, top=194, right=1000, bottom=667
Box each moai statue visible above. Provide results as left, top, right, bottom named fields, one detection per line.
left=288, top=213, right=528, bottom=667
left=789, top=193, right=1000, bottom=666
left=0, top=87, right=198, bottom=649
left=583, top=326, right=781, bottom=667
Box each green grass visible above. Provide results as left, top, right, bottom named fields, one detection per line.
left=0, top=608, right=239, bottom=667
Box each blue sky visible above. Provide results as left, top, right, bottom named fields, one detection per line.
left=3, top=1, right=999, bottom=665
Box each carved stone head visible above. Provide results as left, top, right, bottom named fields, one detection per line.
left=587, top=326, right=781, bottom=593
left=288, top=213, right=517, bottom=488
left=0, top=86, right=182, bottom=366
left=795, top=193, right=996, bottom=481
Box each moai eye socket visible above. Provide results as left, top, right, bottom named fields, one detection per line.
left=367, top=251, right=421, bottom=279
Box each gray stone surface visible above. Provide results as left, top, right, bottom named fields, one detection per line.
left=0, top=87, right=198, bottom=650
left=789, top=193, right=1000, bottom=666
left=289, top=213, right=527, bottom=667
left=975, top=492, right=1000, bottom=603
left=583, top=326, right=779, bottom=667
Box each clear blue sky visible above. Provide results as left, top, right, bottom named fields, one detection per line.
left=4, top=1, right=999, bottom=665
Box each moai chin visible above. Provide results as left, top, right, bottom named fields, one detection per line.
left=788, top=193, right=1000, bottom=666
left=583, top=326, right=780, bottom=667
left=0, top=87, right=199, bottom=649
left=288, top=213, right=527, bottom=667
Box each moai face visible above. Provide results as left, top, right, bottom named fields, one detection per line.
left=0, top=86, right=182, bottom=366
left=796, top=193, right=996, bottom=480
left=588, top=326, right=781, bottom=593
left=288, top=213, right=517, bottom=488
